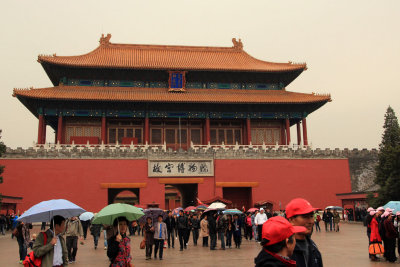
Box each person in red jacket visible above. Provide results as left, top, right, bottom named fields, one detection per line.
left=369, top=210, right=382, bottom=261
left=383, top=212, right=398, bottom=262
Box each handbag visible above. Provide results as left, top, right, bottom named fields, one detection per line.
left=369, top=242, right=384, bottom=255
left=140, top=236, right=146, bottom=249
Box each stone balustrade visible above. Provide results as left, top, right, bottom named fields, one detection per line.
left=2, top=142, right=378, bottom=160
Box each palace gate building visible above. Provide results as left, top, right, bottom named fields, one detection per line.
left=1, top=34, right=352, bottom=213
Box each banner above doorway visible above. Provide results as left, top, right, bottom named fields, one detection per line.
left=148, top=159, right=214, bottom=177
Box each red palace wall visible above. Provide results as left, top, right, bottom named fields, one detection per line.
left=0, top=158, right=351, bottom=213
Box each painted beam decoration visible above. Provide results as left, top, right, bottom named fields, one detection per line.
left=148, top=159, right=214, bottom=177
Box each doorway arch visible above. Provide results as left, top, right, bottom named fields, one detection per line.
left=108, top=188, right=140, bottom=205
left=165, top=184, right=198, bottom=208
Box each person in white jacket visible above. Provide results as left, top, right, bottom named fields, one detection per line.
left=255, top=208, right=268, bottom=242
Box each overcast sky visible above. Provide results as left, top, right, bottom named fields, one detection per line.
left=1, top=1, right=399, bottom=149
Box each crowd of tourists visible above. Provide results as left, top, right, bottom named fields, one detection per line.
left=7, top=199, right=400, bottom=266
left=317, top=209, right=341, bottom=232
left=6, top=197, right=326, bottom=267
left=365, top=206, right=400, bottom=263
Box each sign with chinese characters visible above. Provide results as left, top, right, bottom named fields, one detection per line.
left=148, top=160, right=214, bottom=177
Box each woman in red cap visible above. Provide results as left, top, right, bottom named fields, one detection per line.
left=254, top=216, right=306, bottom=267
left=383, top=212, right=397, bottom=262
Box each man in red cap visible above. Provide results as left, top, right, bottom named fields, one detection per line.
left=254, top=216, right=307, bottom=267
left=285, top=198, right=323, bottom=267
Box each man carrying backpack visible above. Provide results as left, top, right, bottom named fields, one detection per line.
left=65, top=216, right=84, bottom=263
left=32, top=215, right=68, bottom=267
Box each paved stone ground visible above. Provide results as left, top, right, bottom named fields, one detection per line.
left=1, top=222, right=398, bottom=266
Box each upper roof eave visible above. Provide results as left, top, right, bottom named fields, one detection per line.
left=13, top=86, right=332, bottom=105
left=37, top=34, right=307, bottom=73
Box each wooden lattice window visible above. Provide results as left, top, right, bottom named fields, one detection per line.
left=108, top=128, right=142, bottom=144
left=210, top=128, right=241, bottom=145
left=251, top=128, right=281, bottom=145
left=190, top=129, right=202, bottom=145
left=65, top=126, right=101, bottom=143
left=151, top=129, right=162, bottom=144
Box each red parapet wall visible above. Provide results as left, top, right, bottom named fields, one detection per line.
left=0, top=158, right=351, bottom=213
left=215, top=159, right=351, bottom=210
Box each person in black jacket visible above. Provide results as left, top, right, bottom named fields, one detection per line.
left=255, top=216, right=306, bottom=267
left=80, top=219, right=91, bottom=240
left=164, top=211, right=176, bottom=248
left=107, top=217, right=133, bottom=266
left=208, top=212, right=217, bottom=250
left=185, top=213, right=192, bottom=247
left=233, top=214, right=242, bottom=249
left=177, top=210, right=188, bottom=251
left=89, top=223, right=102, bottom=249
left=286, top=198, right=323, bottom=267
left=325, top=209, right=333, bottom=231
left=191, top=214, right=200, bottom=246
left=0, top=215, right=6, bottom=235
left=217, top=213, right=227, bottom=250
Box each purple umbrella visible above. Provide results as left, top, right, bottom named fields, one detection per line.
left=139, top=208, right=166, bottom=224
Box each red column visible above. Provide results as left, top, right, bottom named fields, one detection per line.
left=246, top=118, right=251, bottom=145
left=281, top=122, right=286, bottom=145
left=302, top=118, right=308, bottom=146
left=42, top=118, right=46, bottom=144
left=285, top=118, right=291, bottom=145
left=57, top=115, right=63, bottom=144
left=37, top=114, right=44, bottom=144
left=144, top=117, right=149, bottom=144
left=101, top=116, right=107, bottom=144
left=205, top=118, right=210, bottom=145
left=296, top=122, right=301, bottom=145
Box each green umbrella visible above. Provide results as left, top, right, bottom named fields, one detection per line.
left=92, top=203, right=145, bottom=226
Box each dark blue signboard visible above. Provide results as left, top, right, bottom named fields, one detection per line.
left=170, top=72, right=183, bottom=89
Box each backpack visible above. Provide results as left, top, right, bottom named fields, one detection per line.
left=317, top=215, right=321, bottom=222
left=12, top=227, right=19, bottom=237
left=23, top=232, right=47, bottom=267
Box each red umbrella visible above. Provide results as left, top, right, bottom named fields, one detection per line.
left=184, top=206, right=196, bottom=212
left=247, top=208, right=259, bottom=213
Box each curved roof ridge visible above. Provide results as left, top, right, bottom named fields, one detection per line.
left=239, top=49, right=307, bottom=68
left=37, top=34, right=307, bottom=72
left=103, top=42, right=241, bottom=53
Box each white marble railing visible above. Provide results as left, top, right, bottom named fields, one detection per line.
left=32, top=141, right=311, bottom=152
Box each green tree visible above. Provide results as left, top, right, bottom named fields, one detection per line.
left=373, top=106, right=400, bottom=206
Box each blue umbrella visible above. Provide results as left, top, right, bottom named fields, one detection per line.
left=384, top=201, right=400, bottom=213
left=223, top=209, right=243, bottom=215
left=18, top=199, right=86, bottom=223
left=79, top=212, right=94, bottom=221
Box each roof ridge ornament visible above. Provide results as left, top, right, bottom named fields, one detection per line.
left=232, top=38, right=243, bottom=50
left=100, top=33, right=112, bottom=45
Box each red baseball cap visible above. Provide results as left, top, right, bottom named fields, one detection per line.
left=262, top=216, right=307, bottom=245
left=285, top=198, right=318, bottom=218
